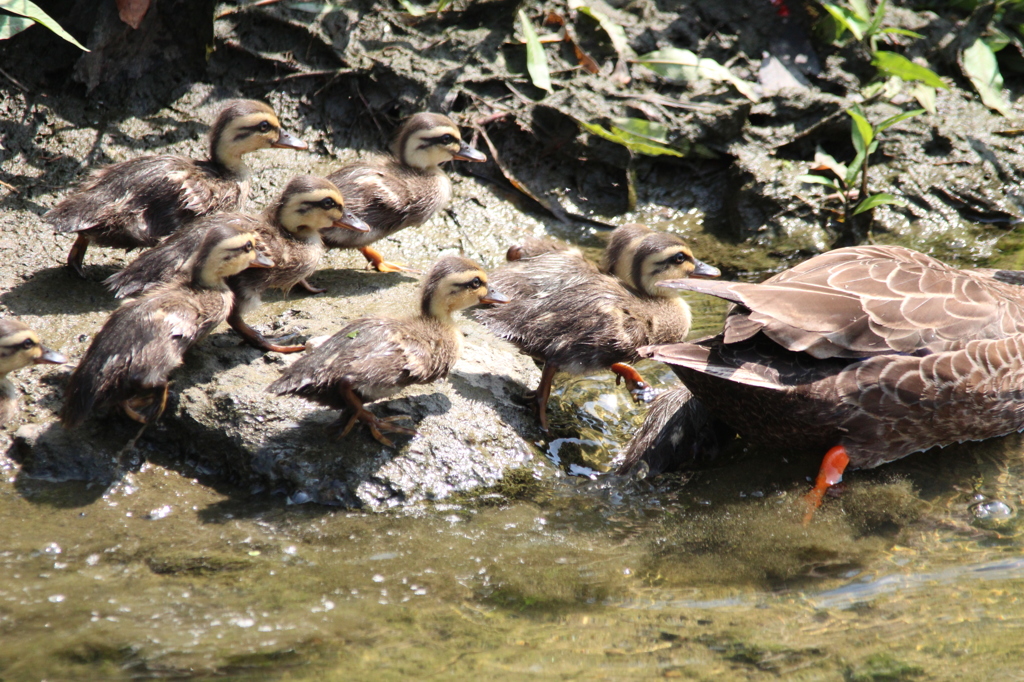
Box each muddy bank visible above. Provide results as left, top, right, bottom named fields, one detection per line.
left=3, top=0, right=1024, bottom=505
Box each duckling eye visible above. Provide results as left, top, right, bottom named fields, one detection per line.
left=319, top=198, right=337, bottom=210
left=21, top=338, right=36, bottom=350
left=467, top=277, right=483, bottom=289
left=258, top=120, right=272, bottom=133
left=439, top=134, right=456, bottom=145
left=244, top=241, right=254, bottom=253
left=669, top=252, right=689, bottom=265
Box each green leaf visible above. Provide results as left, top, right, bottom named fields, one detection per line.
left=962, top=37, right=1013, bottom=118
left=822, top=3, right=865, bottom=41
left=519, top=9, right=551, bottom=92
left=797, top=174, right=842, bottom=191
left=610, top=117, right=671, bottom=144
left=396, top=0, right=426, bottom=15
left=848, top=0, right=870, bottom=21
left=0, top=13, right=33, bottom=39
left=879, top=27, right=924, bottom=38
left=569, top=2, right=631, bottom=58
left=0, top=0, right=87, bottom=50
left=865, top=0, right=887, bottom=37
left=578, top=120, right=684, bottom=157
left=847, top=106, right=873, bottom=155
left=875, top=108, right=925, bottom=133
left=347, top=330, right=359, bottom=339
left=853, top=192, right=905, bottom=215
left=911, top=83, right=936, bottom=114
left=846, top=148, right=867, bottom=187
left=872, top=51, right=948, bottom=89
left=638, top=47, right=760, bottom=101
left=436, top=0, right=454, bottom=10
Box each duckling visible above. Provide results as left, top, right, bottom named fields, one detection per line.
left=61, top=222, right=273, bottom=428
left=641, top=244, right=1024, bottom=520
left=268, top=255, right=507, bottom=447
left=0, top=320, right=66, bottom=427
left=105, top=175, right=369, bottom=354
left=316, top=112, right=486, bottom=277
left=475, top=224, right=720, bottom=431
left=44, top=99, right=307, bottom=277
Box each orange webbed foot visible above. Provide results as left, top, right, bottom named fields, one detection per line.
left=802, top=445, right=850, bottom=525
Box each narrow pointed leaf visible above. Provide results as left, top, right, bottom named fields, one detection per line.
left=846, top=149, right=867, bottom=187
left=872, top=51, right=948, bottom=89
left=879, top=27, right=923, bottom=38
left=853, top=193, right=905, bottom=215
left=0, top=0, right=88, bottom=50
left=610, top=117, right=671, bottom=144
left=579, top=120, right=684, bottom=157
left=876, top=108, right=925, bottom=133
left=797, top=174, right=842, bottom=191
left=519, top=10, right=552, bottom=92
left=865, top=0, right=887, bottom=36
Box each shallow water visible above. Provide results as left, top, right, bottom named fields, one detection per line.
left=4, top=293, right=1024, bottom=681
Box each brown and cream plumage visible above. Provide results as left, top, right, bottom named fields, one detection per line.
left=639, top=244, right=1024, bottom=516
left=475, top=223, right=720, bottom=431
left=268, top=255, right=506, bottom=447
left=106, top=175, right=368, bottom=353
left=61, top=222, right=273, bottom=428
left=44, top=100, right=307, bottom=277
left=319, top=113, right=486, bottom=274
left=0, top=320, right=66, bottom=427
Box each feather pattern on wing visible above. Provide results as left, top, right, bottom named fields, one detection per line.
left=268, top=316, right=459, bottom=406
left=61, top=286, right=232, bottom=427
left=475, top=250, right=691, bottom=374
left=641, top=244, right=1024, bottom=470
left=44, top=156, right=246, bottom=249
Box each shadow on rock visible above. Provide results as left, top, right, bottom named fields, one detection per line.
left=0, top=266, right=120, bottom=316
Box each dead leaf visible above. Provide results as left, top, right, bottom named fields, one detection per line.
left=117, top=0, right=151, bottom=29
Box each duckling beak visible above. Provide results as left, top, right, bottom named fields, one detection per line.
left=272, top=129, right=308, bottom=150
left=452, top=141, right=487, bottom=162
left=250, top=251, right=275, bottom=269
left=479, top=289, right=509, bottom=305
left=691, top=258, right=721, bottom=279
left=333, top=210, right=371, bottom=233
left=34, top=347, right=67, bottom=365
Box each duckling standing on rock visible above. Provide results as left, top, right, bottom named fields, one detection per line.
left=475, top=224, right=720, bottom=432
left=316, top=113, right=486, bottom=278
left=639, top=244, right=1024, bottom=521
left=44, top=99, right=307, bottom=277
left=105, top=176, right=369, bottom=353
left=61, top=222, right=273, bottom=429
left=0, top=320, right=66, bottom=427
left=268, top=255, right=507, bottom=447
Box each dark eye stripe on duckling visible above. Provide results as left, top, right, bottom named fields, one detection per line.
left=296, top=197, right=339, bottom=213
left=233, top=120, right=277, bottom=141
left=419, top=133, right=458, bottom=148
left=0, top=335, right=37, bottom=355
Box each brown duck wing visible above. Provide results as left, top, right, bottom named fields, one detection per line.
left=476, top=252, right=654, bottom=367
left=268, top=317, right=455, bottom=405
left=665, top=245, right=1024, bottom=359
left=45, top=156, right=243, bottom=245
left=61, top=292, right=226, bottom=427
